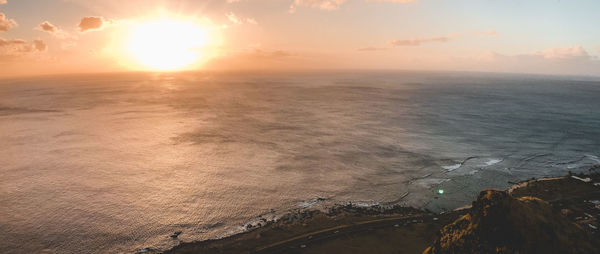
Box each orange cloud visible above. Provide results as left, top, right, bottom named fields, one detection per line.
left=390, top=36, right=450, bottom=46
left=250, top=49, right=294, bottom=58
left=78, top=16, right=105, bottom=32
left=38, top=21, right=57, bottom=32
left=389, top=30, right=496, bottom=47
left=206, top=48, right=304, bottom=70
left=33, top=40, right=47, bottom=51
left=367, top=0, right=415, bottom=2
left=291, top=0, right=346, bottom=11
left=0, top=13, right=17, bottom=32
left=0, top=38, right=25, bottom=46
left=357, top=47, right=387, bottom=51
left=226, top=12, right=258, bottom=25
left=37, top=21, right=77, bottom=41
left=0, top=38, right=47, bottom=61
left=290, top=0, right=415, bottom=12
left=246, top=18, right=258, bottom=25
left=476, top=29, right=497, bottom=36
left=226, top=12, right=242, bottom=25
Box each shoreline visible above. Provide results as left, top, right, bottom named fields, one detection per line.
left=161, top=167, right=600, bottom=254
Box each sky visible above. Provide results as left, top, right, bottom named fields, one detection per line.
left=0, top=0, right=599, bottom=78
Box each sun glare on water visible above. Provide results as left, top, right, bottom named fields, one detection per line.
left=128, top=19, right=207, bottom=71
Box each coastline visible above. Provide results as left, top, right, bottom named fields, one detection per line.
left=160, top=167, right=600, bottom=254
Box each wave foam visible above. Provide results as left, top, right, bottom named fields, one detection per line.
left=586, top=154, right=600, bottom=164
left=482, top=159, right=503, bottom=167
left=442, top=164, right=462, bottom=171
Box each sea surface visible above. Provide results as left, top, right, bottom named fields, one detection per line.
left=1, top=71, right=599, bottom=253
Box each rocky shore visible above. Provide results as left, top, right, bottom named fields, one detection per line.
left=164, top=169, right=600, bottom=254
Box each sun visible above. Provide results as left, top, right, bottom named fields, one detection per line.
left=128, top=19, right=207, bottom=71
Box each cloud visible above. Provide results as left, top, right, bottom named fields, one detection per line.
left=226, top=12, right=242, bottom=25
left=226, top=12, right=257, bottom=25
left=206, top=48, right=303, bottom=70
left=246, top=18, right=258, bottom=25
left=468, top=45, right=599, bottom=76
left=357, top=47, right=387, bottom=51
left=289, top=0, right=415, bottom=12
left=0, top=38, right=47, bottom=61
left=290, top=0, right=347, bottom=11
left=38, top=21, right=57, bottom=32
left=477, top=46, right=593, bottom=63
left=250, top=48, right=294, bottom=58
left=390, top=36, right=450, bottom=46
left=0, top=38, right=25, bottom=47
left=367, top=0, right=415, bottom=2
left=78, top=16, right=105, bottom=32
left=33, top=40, right=47, bottom=51
left=389, top=30, right=496, bottom=47
left=476, top=29, right=497, bottom=36
left=36, top=21, right=78, bottom=42
left=531, top=45, right=590, bottom=60
left=0, top=13, right=17, bottom=32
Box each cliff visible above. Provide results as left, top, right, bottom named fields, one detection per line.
left=424, top=189, right=599, bottom=254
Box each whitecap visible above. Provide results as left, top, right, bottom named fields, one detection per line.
left=442, top=164, right=462, bottom=171
left=298, top=197, right=328, bottom=208
left=482, top=159, right=503, bottom=167
left=586, top=154, right=600, bottom=164
left=468, top=169, right=479, bottom=175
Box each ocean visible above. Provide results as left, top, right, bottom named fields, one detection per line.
left=1, top=71, right=599, bottom=253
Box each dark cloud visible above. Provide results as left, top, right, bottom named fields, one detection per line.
left=78, top=16, right=105, bottom=32
left=0, top=13, right=17, bottom=32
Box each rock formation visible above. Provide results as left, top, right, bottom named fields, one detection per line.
left=424, top=190, right=599, bottom=254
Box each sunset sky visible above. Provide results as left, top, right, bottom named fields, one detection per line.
left=0, top=0, right=599, bottom=77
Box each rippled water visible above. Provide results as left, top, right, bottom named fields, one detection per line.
left=1, top=71, right=599, bottom=253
